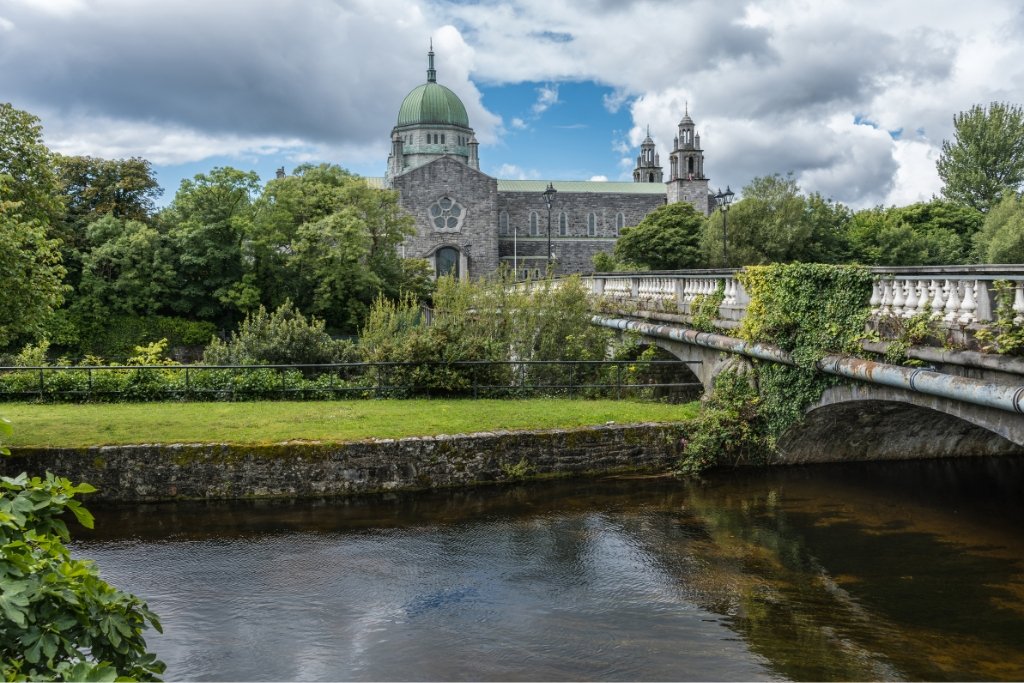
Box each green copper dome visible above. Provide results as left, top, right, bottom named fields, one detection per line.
left=397, top=82, right=469, bottom=128
left=396, top=46, right=470, bottom=128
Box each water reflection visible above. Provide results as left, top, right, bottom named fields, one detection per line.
left=73, top=458, right=1024, bottom=681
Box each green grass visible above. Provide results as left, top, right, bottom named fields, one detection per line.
left=0, top=399, right=699, bottom=448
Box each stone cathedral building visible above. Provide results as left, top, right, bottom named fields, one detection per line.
left=368, top=48, right=713, bottom=279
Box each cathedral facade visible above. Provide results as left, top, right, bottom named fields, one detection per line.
left=370, top=48, right=712, bottom=279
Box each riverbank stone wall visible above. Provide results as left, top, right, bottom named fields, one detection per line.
left=2, top=423, right=687, bottom=502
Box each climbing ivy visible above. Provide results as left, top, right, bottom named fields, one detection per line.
left=681, top=264, right=873, bottom=472
left=737, top=263, right=873, bottom=443
left=974, top=280, right=1024, bottom=355
left=688, top=282, right=725, bottom=333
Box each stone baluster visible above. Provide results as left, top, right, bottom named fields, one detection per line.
left=723, top=278, right=737, bottom=306
left=930, top=279, right=945, bottom=318
left=943, top=279, right=962, bottom=324
left=880, top=279, right=894, bottom=316
left=914, top=281, right=929, bottom=316
left=959, top=280, right=978, bottom=325
left=902, top=279, right=918, bottom=318
left=1014, top=282, right=1024, bottom=325
left=869, top=280, right=882, bottom=315
left=891, top=278, right=907, bottom=317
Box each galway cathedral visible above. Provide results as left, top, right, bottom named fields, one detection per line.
left=368, top=47, right=714, bottom=279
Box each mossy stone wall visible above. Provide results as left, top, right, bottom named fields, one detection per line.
left=1, top=424, right=687, bottom=502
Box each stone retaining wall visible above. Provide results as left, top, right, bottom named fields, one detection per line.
left=1, top=423, right=687, bottom=502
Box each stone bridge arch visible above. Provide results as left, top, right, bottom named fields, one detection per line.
left=777, top=383, right=1024, bottom=463
left=620, top=336, right=746, bottom=393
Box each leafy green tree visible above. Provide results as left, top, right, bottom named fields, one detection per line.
left=0, top=467, right=165, bottom=680
left=55, top=155, right=163, bottom=287
left=613, top=202, right=704, bottom=270
left=0, top=103, right=63, bottom=230
left=702, top=174, right=848, bottom=266
left=938, top=102, right=1024, bottom=212
left=847, top=203, right=970, bottom=266
left=160, top=167, right=260, bottom=324
left=256, top=164, right=416, bottom=333
left=973, top=194, right=1024, bottom=263
left=0, top=180, right=67, bottom=349
left=76, top=215, right=176, bottom=317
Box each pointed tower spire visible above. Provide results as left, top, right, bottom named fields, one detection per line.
left=427, top=40, right=436, bottom=83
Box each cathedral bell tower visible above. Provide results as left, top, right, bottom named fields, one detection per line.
left=632, top=126, right=663, bottom=183
left=666, top=105, right=710, bottom=215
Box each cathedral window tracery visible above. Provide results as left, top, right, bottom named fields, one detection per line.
left=529, top=211, right=539, bottom=236
left=429, top=196, right=465, bottom=231
left=587, top=213, right=597, bottom=237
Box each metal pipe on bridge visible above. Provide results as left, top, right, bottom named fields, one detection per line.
left=593, top=315, right=1024, bottom=415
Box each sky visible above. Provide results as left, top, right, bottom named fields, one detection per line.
left=1, top=0, right=1023, bottom=209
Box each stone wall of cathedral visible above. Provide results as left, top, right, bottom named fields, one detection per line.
left=495, top=190, right=665, bottom=275
left=393, top=156, right=500, bottom=277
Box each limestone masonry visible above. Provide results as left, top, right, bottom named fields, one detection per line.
left=367, top=46, right=714, bottom=280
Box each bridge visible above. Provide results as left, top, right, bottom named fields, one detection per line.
left=572, top=266, right=1024, bottom=463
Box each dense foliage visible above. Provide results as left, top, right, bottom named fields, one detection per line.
left=937, top=102, right=1024, bottom=212
left=0, top=455, right=165, bottom=680
left=203, top=301, right=357, bottom=365
left=612, top=202, right=704, bottom=270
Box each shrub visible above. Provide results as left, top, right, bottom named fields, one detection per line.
left=0, top=466, right=165, bottom=680
left=203, top=301, right=356, bottom=366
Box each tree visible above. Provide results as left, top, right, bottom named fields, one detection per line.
left=76, top=215, right=177, bottom=317
left=255, top=164, right=417, bottom=333
left=614, top=202, right=704, bottom=270
left=703, top=174, right=813, bottom=266
left=0, top=180, right=67, bottom=349
left=973, top=194, right=1024, bottom=263
left=160, top=167, right=261, bottom=324
left=938, top=102, right=1024, bottom=212
left=0, top=103, right=63, bottom=230
left=846, top=205, right=965, bottom=266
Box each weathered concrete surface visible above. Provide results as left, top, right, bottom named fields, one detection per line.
left=778, top=385, right=1024, bottom=463
left=0, top=424, right=687, bottom=502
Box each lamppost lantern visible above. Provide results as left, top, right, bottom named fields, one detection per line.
left=543, top=182, right=557, bottom=273
left=714, top=185, right=735, bottom=267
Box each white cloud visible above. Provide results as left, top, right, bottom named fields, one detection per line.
left=493, top=163, right=539, bottom=180
left=532, top=84, right=560, bottom=115
left=589, top=175, right=608, bottom=182
left=2, top=0, right=1022, bottom=207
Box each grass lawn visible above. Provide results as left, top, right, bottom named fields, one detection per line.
left=0, top=399, right=699, bottom=448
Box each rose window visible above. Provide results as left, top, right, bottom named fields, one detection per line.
left=428, top=196, right=465, bottom=231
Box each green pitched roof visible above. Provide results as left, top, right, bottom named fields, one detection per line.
left=496, top=180, right=666, bottom=194
left=363, top=176, right=668, bottom=195
left=397, top=82, right=470, bottom=128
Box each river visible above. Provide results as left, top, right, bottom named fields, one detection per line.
left=72, top=457, right=1024, bottom=681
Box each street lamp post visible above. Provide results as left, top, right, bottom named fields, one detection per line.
left=714, top=185, right=735, bottom=266
left=544, top=182, right=557, bottom=273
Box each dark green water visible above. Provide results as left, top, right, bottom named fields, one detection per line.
left=73, top=457, right=1024, bottom=681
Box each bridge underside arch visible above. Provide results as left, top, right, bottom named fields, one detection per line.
left=777, top=384, right=1024, bottom=463
left=641, top=337, right=742, bottom=393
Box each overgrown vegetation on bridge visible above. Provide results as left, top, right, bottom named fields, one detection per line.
left=682, top=263, right=874, bottom=471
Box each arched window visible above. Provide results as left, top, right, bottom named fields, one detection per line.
left=499, top=211, right=509, bottom=236
left=558, top=212, right=568, bottom=236
left=614, top=212, right=625, bottom=236
left=687, top=157, right=695, bottom=175
left=587, top=213, right=597, bottom=237
left=529, top=211, right=539, bottom=236
left=648, top=173, right=655, bottom=183
left=441, top=134, right=445, bottom=144
left=436, top=247, right=460, bottom=278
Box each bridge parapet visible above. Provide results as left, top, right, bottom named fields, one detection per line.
left=583, top=265, right=1024, bottom=334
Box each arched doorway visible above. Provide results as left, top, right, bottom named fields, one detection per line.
left=436, top=246, right=460, bottom=278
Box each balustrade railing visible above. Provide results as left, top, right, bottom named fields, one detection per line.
left=585, top=265, right=1024, bottom=330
